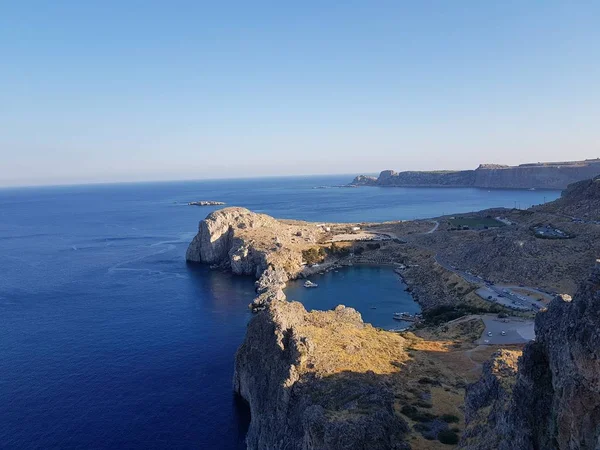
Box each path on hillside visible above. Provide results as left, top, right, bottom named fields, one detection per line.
left=425, top=220, right=439, bottom=234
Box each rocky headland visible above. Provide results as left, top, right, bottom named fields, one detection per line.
left=186, top=178, right=600, bottom=449
left=351, top=159, right=600, bottom=190
left=233, top=300, right=410, bottom=450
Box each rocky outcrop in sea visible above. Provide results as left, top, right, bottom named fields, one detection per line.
left=185, top=207, right=325, bottom=310
left=460, top=261, right=600, bottom=449
left=188, top=200, right=226, bottom=206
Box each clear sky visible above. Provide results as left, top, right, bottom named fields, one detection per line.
left=1, top=1, right=599, bottom=186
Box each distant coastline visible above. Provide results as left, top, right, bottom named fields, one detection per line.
left=351, top=158, right=600, bottom=190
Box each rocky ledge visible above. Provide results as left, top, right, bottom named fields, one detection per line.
left=234, top=300, right=410, bottom=450
left=460, top=261, right=600, bottom=449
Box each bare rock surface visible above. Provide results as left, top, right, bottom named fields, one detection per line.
left=186, top=207, right=324, bottom=277
left=535, top=175, right=600, bottom=221
left=234, top=300, right=410, bottom=450
left=460, top=262, right=600, bottom=449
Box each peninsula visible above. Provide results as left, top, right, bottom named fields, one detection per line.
left=352, top=158, right=600, bottom=190
left=186, top=175, right=600, bottom=449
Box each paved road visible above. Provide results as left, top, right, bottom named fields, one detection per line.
left=476, top=315, right=535, bottom=345
left=435, top=255, right=548, bottom=312
left=425, top=220, right=439, bottom=234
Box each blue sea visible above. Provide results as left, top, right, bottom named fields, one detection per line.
left=0, top=176, right=559, bottom=449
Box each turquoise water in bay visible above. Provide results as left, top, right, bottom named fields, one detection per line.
left=0, top=176, right=559, bottom=449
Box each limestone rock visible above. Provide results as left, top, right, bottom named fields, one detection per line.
left=186, top=207, right=276, bottom=264
left=460, top=262, right=600, bottom=449
left=234, top=300, right=409, bottom=450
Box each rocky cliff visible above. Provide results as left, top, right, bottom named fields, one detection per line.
left=186, top=207, right=326, bottom=306
left=536, top=175, right=600, bottom=220
left=460, top=262, right=600, bottom=449
left=351, top=159, right=600, bottom=190
left=233, top=300, right=410, bottom=450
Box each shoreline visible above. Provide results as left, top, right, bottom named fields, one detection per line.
left=183, top=196, right=600, bottom=449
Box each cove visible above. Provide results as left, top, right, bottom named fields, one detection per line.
left=285, top=265, right=421, bottom=329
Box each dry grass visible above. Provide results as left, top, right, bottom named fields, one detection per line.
left=297, top=319, right=409, bottom=375
left=282, top=302, right=521, bottom=449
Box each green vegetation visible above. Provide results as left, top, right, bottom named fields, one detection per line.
left=400, top=405, right=437, bottom=422
left=438, top=429, right=460, bottom=445
left=328, top=242, right=350, bottom=256
left=302, top=247, right=326, bottom=265
left=448, top=216, right=504, bottom=229
left=423, top=304, right=504, bottom=326
left=440, top=413, right=460, bottom=423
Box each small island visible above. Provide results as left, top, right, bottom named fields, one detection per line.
left=188, top=201, right=226, bottom=206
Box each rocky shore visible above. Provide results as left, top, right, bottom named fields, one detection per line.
left=186, top=183, right=600, bottom=449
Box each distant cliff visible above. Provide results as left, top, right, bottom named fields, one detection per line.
left=460, top=262, right=600, bottom=449
left=352, top=159, right=600, bottom=190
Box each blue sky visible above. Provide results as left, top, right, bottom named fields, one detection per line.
left=1, top=1, right=599, bottom=186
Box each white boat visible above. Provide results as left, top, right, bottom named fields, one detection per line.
left=304, top=280, right=318, bottom=288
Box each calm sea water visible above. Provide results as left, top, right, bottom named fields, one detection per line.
left=286, top=266, right=421, bottom=330
left=0, top=176, right=559, bottom=449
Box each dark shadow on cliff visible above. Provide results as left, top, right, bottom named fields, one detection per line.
left=233, top=393, right=252, bottom=445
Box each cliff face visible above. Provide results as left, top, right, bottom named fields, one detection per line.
left=473, top=163, right=600, bottom=189
left=234, top=300, right=409, bottom=450
left=351, top=159, right=600, bottom=190
left=460, top=263, right=600, bottom=450
left=186, top=207, right=327, bottom=305
left=353, top=169, right=476, bottom=187
left=536, top=175, right=600, bottom=220
left=185, top=207, right=278, bottom=276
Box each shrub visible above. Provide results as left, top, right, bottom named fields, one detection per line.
left=366, top=242, right=381, bottom=250
left=414, top=400, right=433, bottom=409
left=329, top=242, right=350, bottom=256
left=438, top=429, right=459, bottom=445
left=441, top=414, right=460, bottom=423
left=302, top=247, right=326, bottom=265
left=423, top=304, right=507, bottom=326
left=413, top=423, right=430, bottom=432
left=400, top=405, right=437, bottom=422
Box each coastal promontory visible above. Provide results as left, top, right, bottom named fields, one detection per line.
left=352, top=159, right=600, bottom=190
left=186, top=182, right=600, bottom=449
